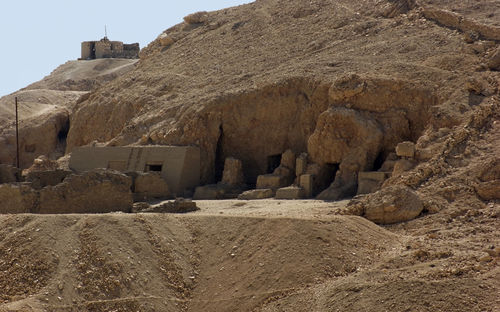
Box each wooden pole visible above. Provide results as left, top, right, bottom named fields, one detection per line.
left=15, top=97, right=20, bottom=168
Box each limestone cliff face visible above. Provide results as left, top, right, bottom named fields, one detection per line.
left=65, top=0, right=500, bottom=195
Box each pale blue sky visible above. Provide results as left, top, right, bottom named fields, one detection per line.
left=0, top=0, right=252, bottom=97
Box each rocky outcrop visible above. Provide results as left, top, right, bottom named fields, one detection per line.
left=342, top=185, right=424, bottom=224
left=422, top=6, right=500, bottom=41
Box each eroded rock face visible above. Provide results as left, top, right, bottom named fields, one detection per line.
left=309, top=107, right=383, bottom=170
left=0, top=109, right=70, bottom=169
left=343, top=185, right=424, bottom=224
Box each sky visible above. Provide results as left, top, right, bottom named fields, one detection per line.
left=0, top=0, right=253, bottom=97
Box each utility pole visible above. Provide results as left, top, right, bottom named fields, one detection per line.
left=15, top=97, right=20, bottom=168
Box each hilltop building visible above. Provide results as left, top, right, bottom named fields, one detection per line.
left=80, top=37, right=139, bottom=60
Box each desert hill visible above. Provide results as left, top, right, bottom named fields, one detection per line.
left=0, top=0, right=499, bottom=311
left=0, top=58, right=137, bottom=167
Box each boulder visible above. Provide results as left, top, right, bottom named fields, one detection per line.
left=396, top=141, right=415, bottom=158
left=275, top=186, right=305, bottom=200
left=183, top=11, right=209, bottom=24
left=221, top=157, right=245, bottom=186
left=37, top=169, right=133, bottom=214
left=238, top=189, right=274, bottom=200
left=487, top=47, right=500, bottom=71
left=344, top=185, right=424, bottom=224
left=475, top=180, right=500, bottom=201
left=479, top=159, right=500, bottom=182
left=0, top=164, right=21, bottom=183
left=256, top=174, right=288, bottom=190
left=159, top=33, right=175, bottom=47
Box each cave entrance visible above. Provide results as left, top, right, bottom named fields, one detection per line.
left=314, top=163, right=339, bottom=196
left=214, top=125, right=225, bottom=183
left=267, top=154, right=282, bottom=173
left=372, top=151, right=385, bottom=171
left=56, top=119, right=70, bottom=154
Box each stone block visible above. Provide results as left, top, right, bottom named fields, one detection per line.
left=275, top=186, right=305, bottom=200
left=357, top=171, right=390, bottom=195
left=133, top=172, right=170, bottom=200
left=280, top=149, right=296, bottom=170
left=256, top=174, right=287, bottom=190
left=299, top=174, right=313, bottom=198
left=396, top=141, right=415, bottom=158
left=193, top=184, right=225, bottom=200
left=221, top=157, right=245, bottom=186
left=238, top=189, right=274, bottom=200
left=345, top=185, right=424, bottom=224
left=295, top=153, right=308, bottom=177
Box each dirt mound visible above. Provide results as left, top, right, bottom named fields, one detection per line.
left=0, top=213, right=399, bottom=312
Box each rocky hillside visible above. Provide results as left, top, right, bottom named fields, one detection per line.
left=65, top=0, right=499, bottom=198
left=0, top=59, right=137, bottom=168
left=0, top=0, right=498, bottom=311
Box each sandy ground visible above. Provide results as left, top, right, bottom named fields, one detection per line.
left=184, top=199, right=349, bottom=219
left=0, top=198, right=498, bottom=312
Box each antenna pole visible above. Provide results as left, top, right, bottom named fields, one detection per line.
left=15, top=97, right=20, bottom=168
left=105, top=25, right=108, bottom=38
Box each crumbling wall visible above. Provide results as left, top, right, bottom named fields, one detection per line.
left=0, top=170, right=133, bottom=214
